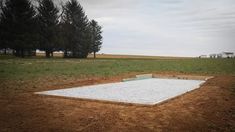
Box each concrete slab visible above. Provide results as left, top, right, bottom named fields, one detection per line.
left=36, top=78, right=205, bottom=105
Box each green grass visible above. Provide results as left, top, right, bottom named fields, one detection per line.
left=0, top=55, right=235, bottom=80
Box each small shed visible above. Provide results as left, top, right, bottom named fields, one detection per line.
left=199, top=55, right=207, bottom=58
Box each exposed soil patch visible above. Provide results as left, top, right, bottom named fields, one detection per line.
left=0, top=75, right=235, bottom=131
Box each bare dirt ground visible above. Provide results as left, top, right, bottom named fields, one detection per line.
left=0, top=74, right=235, bottom=132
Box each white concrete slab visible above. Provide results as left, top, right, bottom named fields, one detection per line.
left=36, top=78, right=205, bottom=105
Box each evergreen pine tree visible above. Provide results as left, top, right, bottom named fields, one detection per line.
left=0, top=0, right=37, bottom=57
left=89, top=20, right=102, bottom=59
left=61, top=0, right=89, bottom=58
left=37, top=0, right=59, bottom=58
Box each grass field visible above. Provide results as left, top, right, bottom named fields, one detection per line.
left=0, top=55, right=235, bottom=131
left=0, top=55, right=235, bottom=80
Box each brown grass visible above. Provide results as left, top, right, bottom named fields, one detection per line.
left=36, top=52, right=192, bottom=59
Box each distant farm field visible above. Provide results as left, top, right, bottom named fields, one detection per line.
left=0, top=55, right=235, bottom=80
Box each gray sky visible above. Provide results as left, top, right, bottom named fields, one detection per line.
left=68, top=0, right=235, bottom=57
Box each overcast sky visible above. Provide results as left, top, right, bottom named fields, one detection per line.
left=63, top=0, right=235, bottom=57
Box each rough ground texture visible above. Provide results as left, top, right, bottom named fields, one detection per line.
left=0, top=75, right=235, bottom=132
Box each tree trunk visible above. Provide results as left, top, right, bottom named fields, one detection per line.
left=64, top=50, right=67, bottom=58
left=46, top=51, right=50, bottom=58
left=51, top=51, right=53, bottom=57
left=14, top=49, right=19, bottom=57
left=13, top=50, right=16, bottom=56
left=94, top=52, right=96, bottom=59
left=4, top=48, right=7, bottom=55
left=21, top=49, right=25, bottom=58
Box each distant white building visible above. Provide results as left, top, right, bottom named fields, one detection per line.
left=199, top=55, right=207, bottom=58
left=216, top=53, right=222, bottom=58
left=0, top=48, right=13, bottom=54
left=221, top=52, right=234, bottom=58
left=36, top=49, right=45, bottom=54
left=208, top=52, right=234, bottom=58
left=209, top=54, right=217, bottom=58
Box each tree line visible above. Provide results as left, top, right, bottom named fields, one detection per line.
left=0, top=0, right=102, bottom=58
